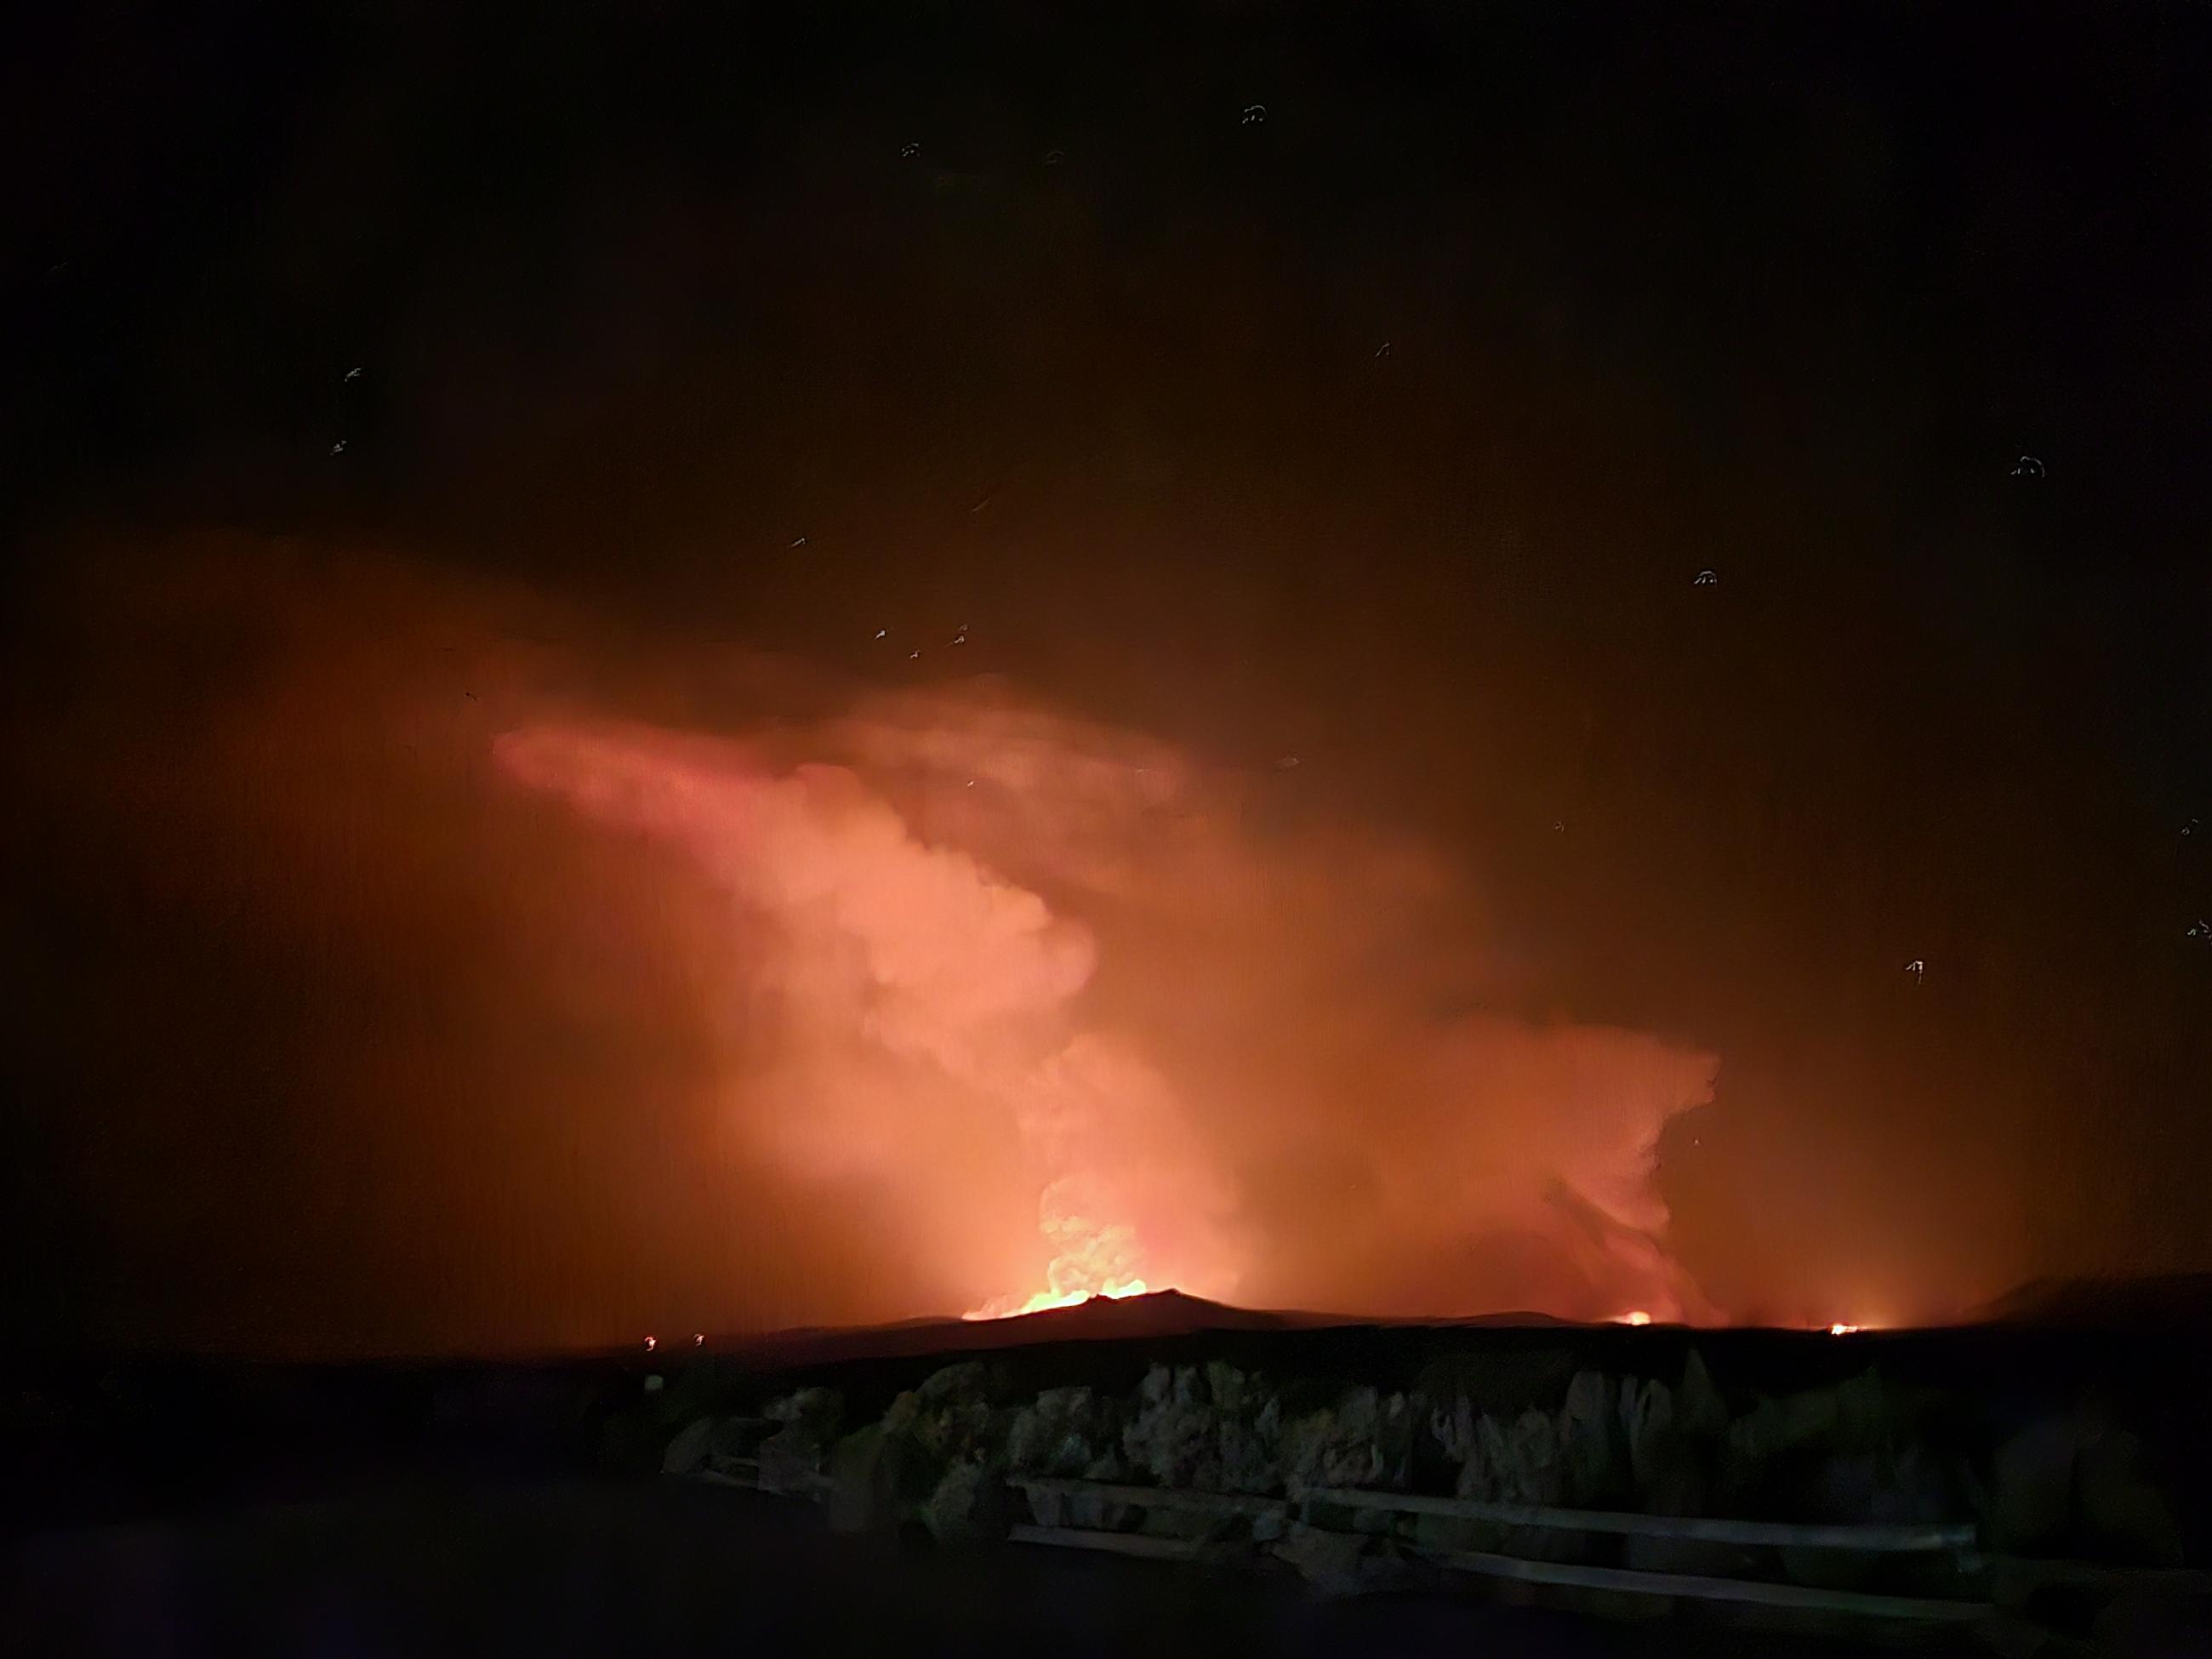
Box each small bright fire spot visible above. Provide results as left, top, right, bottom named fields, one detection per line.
left=1828, top=1322, right=1861, bottom=1336
left=642, top=1335, right=658, bottom=1352
left=1616, top=1310, right=1653, bottom=1326
left=964, top=1278, right=1152, bottom=1321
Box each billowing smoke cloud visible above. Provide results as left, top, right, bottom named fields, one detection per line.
left=7, top=540, right=1721, bottom=1349
left=495, top=687, right=1719, bottom=1322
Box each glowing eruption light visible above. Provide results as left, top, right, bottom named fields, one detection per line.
left=965, top=1187, right=1157, bottom=1319
left=493, top=697, right=1722, bottom=1330
left=964, top=1277, right=1152, bottom=1321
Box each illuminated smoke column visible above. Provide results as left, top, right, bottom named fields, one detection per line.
left=493, top=720, right=1229, bottom=1314
left=496, top=693, right=1719, bottom=1322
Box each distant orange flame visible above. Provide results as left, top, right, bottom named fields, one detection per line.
left=1827, top=1321, right=1861, bottom=1335
left=495, top=710, right=1719, bottom=1335
left=1615, top=1309, right=1652, bottom=1325
left=963, top=1277, right=1152, bottom=1321
left=964, top=1197, right=1160, bottom=1320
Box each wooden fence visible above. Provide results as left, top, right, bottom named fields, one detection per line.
left=681, top=1455, right=2212, bottom=1644
left=1008, top=1474, right=1993, bottom=1625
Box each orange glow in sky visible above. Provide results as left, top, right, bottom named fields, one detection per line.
left=493, top=693, right=1723, bottom=1326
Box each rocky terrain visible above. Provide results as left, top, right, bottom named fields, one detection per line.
left=9, top=1289, right=2212, bottom=1652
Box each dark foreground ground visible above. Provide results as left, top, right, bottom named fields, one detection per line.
left=8, top=1476, right=1962, bottom=1659
left=9, top=1294, right=2212, bottom=1656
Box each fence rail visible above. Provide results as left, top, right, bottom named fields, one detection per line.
left=1417, top=1543, right=1991, bottom=1622
left=1011, top=1477, right=1288, bottom=1518
left=686, top=1462, right=1998, bottom=1627
left=1299, top=1486, right=1977, bottom=1554
left=1001, top=1475, right=1992, bottom=1626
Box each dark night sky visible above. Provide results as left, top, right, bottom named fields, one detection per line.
left=4, top=2, right=2211, bottom=1356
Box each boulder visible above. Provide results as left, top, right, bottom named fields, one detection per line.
left=763, top=1385, right=843, bottom=1440
left=1414, top=1348, right=1578, bottom=1422
left=1284, top=1387, right=1401, bottom=1493
left=659, top=1415, right=715, bottom=1476
left=1375, top=1392, right=1416, bottom=1491
left=705, top=1415, right=772, bottom=1467
left=906, top=1379, right=997, bottom=1466
left=1419, top=1352, right=1581, bottom=1497
left=1272, top=1525, right=1412, bottom=1594
left=1676, top=1349, right=1728, bottom=1440
left=1431, top=1394, right=1477, bottom=1473
left=1625, top=1419, right=1711, bottom=1527
left=1722, top=1367, right=1917, bottom=1479
left=1727, top=1384, right=1840, bottom=1465
left=1206, top=1361, right=1251, bottom=1415
left=1020, top=1478, right=1137, bottom=1531
left=921, top=1458, right=1013, bottom=1543
left=755, top=1424, right=825, bottom=1495
left=1429, top=1402, right=1593, bottom=1562
left=918, top=1362, right=990, bottom=1405
left=824, top=1422, right=924, bottom=1533
left=1274, top=1522, right=1367, bottom=1586
left=1461, top=1408, right=1565, bottom=1506
left=1440, top=1371, right=1638, bottom=1511
left=1061, top=1453, right=1139, bottom=1529
left=882, top=1390, right=923, bottom=1436
left=1283, top=1401, right=1350, bottom=1491
left=1217, top=1394, right=1284, bottom=1496
left=1123, top=1369, right=1221, bottom=1489
left=1619, top=1377, right=1674, bottom=1491
left=1006, top=1386, right=1111, bottom=1477
left=1559, top=1370, right=1622, bottom=1505
left=868, top=1384, right=1001, bottom=1518
left=750, top=1388, right=844, bottom=1492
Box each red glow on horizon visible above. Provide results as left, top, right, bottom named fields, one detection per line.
left=963, top=1278, right=1154, bottom=1321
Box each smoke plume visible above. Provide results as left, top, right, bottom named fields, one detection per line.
left=8, top=541, right=1721, bottom=1348
left=495, top=687, right=1719, bottom=1321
